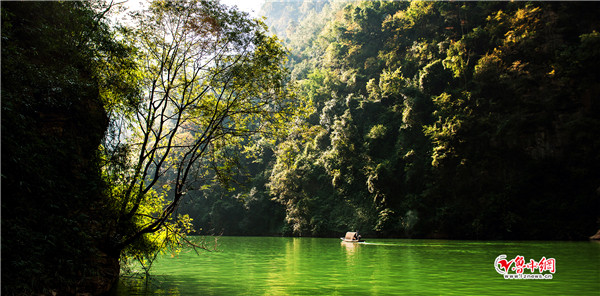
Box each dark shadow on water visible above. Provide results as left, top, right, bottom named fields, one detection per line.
left=109, top=274, right=182, bottom=296
left=109, top=273, right=247, bottom=296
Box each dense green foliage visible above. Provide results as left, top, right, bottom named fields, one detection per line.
left=178, top=1, right=600, bottom=240
left=177, top=144, right=287, bottom=236
left=257, top=1, right=600, bottom=239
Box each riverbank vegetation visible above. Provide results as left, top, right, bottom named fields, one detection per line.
left=183, top=1, right=600, bottom=240
left=2, top=0, right=599, bottom=294
left=252, top=1, right=600, bottom=240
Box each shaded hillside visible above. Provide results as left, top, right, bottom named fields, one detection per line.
left=263, top=1, right=600, bottom=239
left=163, top=1, right=600, bottom=240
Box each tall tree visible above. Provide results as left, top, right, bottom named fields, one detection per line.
left=103, top=0, right=298, bottom=258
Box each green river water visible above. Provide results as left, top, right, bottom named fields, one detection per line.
left=112, top=237, right=600, bottom=295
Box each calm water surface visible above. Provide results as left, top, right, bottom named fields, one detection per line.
left=113, top=237, right=600, bottom=295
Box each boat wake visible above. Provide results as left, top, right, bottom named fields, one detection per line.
left=359, top=242, right=401, bottom=246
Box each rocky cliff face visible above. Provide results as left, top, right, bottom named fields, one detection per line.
left=2, top=78, right=119, bottom=294
left=1, top=2, right=120, bottom=294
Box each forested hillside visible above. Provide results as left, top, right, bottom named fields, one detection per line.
left=187, top=0, right=600, bottom=239
left=2, top=1, right=599, bottom=294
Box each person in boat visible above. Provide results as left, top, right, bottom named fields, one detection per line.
left=342, top=231, right=364, bottom=242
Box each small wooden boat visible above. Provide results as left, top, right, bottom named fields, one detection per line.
left=340, top=232, right=364, bottom=242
